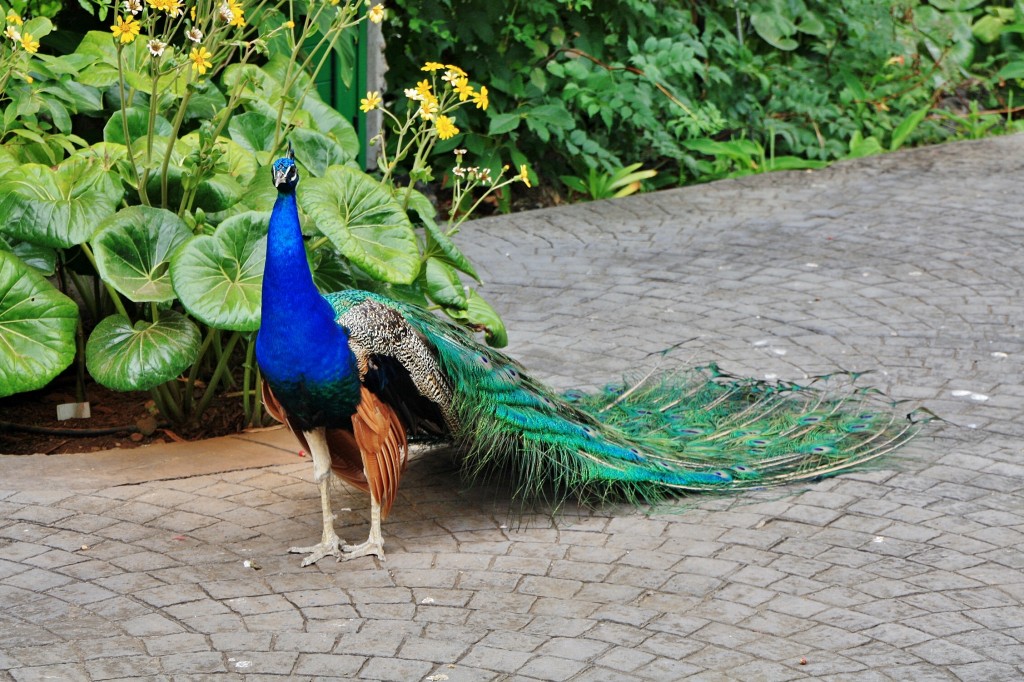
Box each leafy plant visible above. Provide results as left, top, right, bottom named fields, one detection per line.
left=0, top=1, right=517, bottom=430
left=559, top=163, right=657, bottom=201
left=382, top=0, right=1024, bottom=189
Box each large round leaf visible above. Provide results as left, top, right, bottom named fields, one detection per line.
left=229, top=111, right=276, bottom=153
left=0, top=238, right=57, bottom=276
left=0, top=250, right=78, bottom=398
left=290, top=128, right=354, bottom=177
left=92, top=206, right=192, bottom=303
left=103, top=107, right=173, bottom=145
left=423, top=257, right=468, bottom=309
left=85, top=311, right=200, bottom=392
left=171, top=211, right=268, bottom=331
left=301, top=166, right=420, bottom=284
left=0, top=156, right=124, bottom=248
left=446, top=289, right=508, bottom=348
left=145, top=164, right=243, bottom=214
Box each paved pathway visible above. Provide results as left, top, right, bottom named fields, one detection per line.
left=2, top=136, right=1023, bottom=681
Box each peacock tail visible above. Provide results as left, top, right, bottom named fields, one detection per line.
left=323, top=290, right=920, bottom=506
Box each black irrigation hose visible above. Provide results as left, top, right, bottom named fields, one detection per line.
left=0, top=421, right=145, bottom=437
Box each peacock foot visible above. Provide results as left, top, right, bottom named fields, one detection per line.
left=342, top=539, right=385, bottom=562
left=289, top=533, right=345, bottom=567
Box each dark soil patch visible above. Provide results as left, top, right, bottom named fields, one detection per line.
left=0, top=375, right=247, bottom=456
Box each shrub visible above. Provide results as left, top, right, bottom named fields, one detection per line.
left=382, top=0, right=1024, bottom=187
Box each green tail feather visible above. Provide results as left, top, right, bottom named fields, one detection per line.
left=328, top=291, right=922, bottom=505
left=426, top=330, right=919, bottom=504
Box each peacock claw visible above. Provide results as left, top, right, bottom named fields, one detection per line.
left=289, top=535, right=345, bottom=566
left=342, top=540, right=385, bottom=562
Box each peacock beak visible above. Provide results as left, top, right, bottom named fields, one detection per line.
left=272, top=166, right=289, bottom=188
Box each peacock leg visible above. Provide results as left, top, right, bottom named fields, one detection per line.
left=289, top=428, right=345, bottom=566
left=342, top=495, right=385, bottom=561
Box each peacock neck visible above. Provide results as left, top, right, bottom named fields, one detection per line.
left=263, top=192, right=319, bottom=313
left=257, top=189, right=361, bottom=426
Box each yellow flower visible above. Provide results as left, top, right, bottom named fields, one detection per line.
left=453, top=77, right=474, bottom=102
left=6, top=10, right=22, bottom=25
left=415, top=78, right=433, bottom=100
left=518, top=164, right=531, bottom=188
left=284, top=20, right=295, bottom=29
left=190, top=45, right=213, bottom=75
left=24, top=74, right=33, bottom=83
left=4, top=26, right=20, bottom=43
left=368, top=3, right=385, bottom=23
left=148, top=0, right=183, bottom=15
left=329, top=0, right=340, bottom=5
left=417, top=97, right=439, bottom=121
left=360, top=90, right=381, bottom=112
left=20, top=31, right=39, bottom=53
left=110, top=15, right=140, bottom=44
left=471, top=85, right=488, bottom=110
left=421, top=61, right=445, bottom=72
left=436, top=115, right=459, bottom=140
left=445, top=64, right=466, bottom=77
left=228, top=0, right=246, bottom=27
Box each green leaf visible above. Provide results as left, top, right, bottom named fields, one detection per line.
left=145, top=165, right=243, bottom=214
left=929, top=0, right=986, bottom=10
left=85, top=311, right=201, bottom=392
left=11, top=240, right=57, bottom=275
left=796, top=11, right=825, bottom=36
left=92, top=206, right=193, bottom=303
left=290, top=127, right=354, bottom=177
left=311, top=247, right=356, bottom=294
left=751, top=11, right=799, bottom=50
left=996, top=60, right=1024, bottom=79
left=488, top=112, right=522, bottom=135
left=424, top=257, right=467, bottom=309
left=890, top=105, right=931, bottom=151
left=0, top=156, right=124, bottom=249
left=0, top=250, right=78, bottom=398
left=301, top=166, right=421, bottom=284
left=848, top=131, right=883, bottom=158
left=763, top=156, right=828, bottom=171
left=527, top=103, right=574, bottom=129
left=229, top=111, right=277, bottom=153
left=446, top=289, right=508, bottom=348
left=972, top=14, right=1006, bottom=43
left=407, top=189, right=479, bottom=280
left=170, top=211, right=268, bottom=331
left=103, top=107, right=173, bottom=145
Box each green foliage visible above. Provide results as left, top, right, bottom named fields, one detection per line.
left=0, top=249, right=78, bottom=398
left=560, top=163, right=657, bottom=200
left=384, top=0, right=1024, bottom=188
left=0, top=0, right=509, bottom=427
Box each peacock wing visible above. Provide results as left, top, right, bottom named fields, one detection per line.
left=350, top=385, right=409, bottom=519
left=329, top=294, right=456, bottom=436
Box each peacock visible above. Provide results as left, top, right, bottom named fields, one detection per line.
left=255, top=150, right=921, bottom=566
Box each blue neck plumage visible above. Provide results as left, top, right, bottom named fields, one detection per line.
left=257, top=188, right=361, bottom=423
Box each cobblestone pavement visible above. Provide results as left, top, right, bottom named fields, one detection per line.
left=2, top=136, right=1023, bottom=681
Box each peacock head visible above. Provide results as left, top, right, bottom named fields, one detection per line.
left=271, top=146, right=299, bottom=193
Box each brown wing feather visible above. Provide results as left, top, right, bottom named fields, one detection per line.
left=351, top=385, right=409, bottom=519
left=260, top=379, right=370, bottom=493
